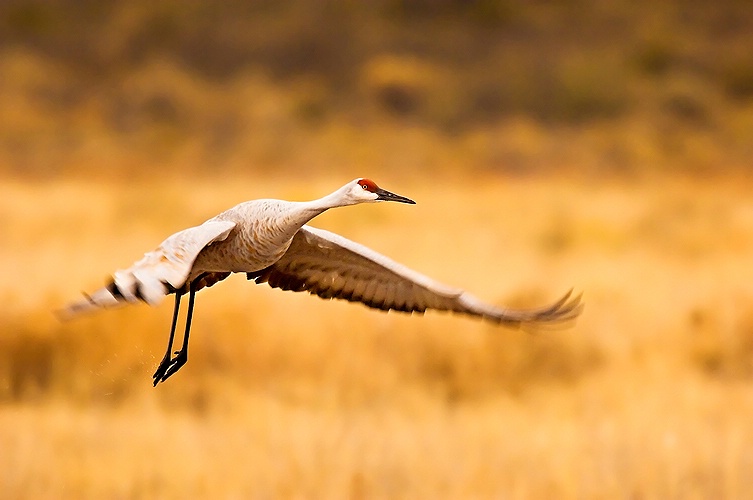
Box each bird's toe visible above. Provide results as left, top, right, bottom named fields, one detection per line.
left=159, top=351, right=188, bottom=383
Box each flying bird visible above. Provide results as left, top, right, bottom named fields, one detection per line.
left=61, top=179, right=582, bottom=386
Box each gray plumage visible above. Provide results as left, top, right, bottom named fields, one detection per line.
left=61, top=178, right=582, bottom=384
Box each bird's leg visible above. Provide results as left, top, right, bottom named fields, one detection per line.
left=152, top=293, right=182, bottom=386
left=158, top=286, right=197, bottom=383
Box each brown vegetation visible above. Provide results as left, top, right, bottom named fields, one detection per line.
left=1, top=0, right=753, bottom=180
left=3, top=176, right=753, bottom=498
left=2, top=1, right=753, bottom=498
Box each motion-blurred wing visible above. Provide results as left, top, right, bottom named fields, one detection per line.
left=247, top=225, right=581, bottom=326
left=60, top=219, right=236, bottom=318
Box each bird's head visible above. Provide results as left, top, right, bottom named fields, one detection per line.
left=343, top=178, right=416, bottom=205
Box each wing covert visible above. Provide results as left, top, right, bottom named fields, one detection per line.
left=248, top=226, right=581, bottom=326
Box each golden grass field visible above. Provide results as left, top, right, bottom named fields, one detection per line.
left=3, top=173, right=753, bottom=498
left=3, top=2, right=753, bottom=495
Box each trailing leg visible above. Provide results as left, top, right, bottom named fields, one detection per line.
left=157, top=286, right=197, bottom=384
left=152, top=293, right=182, bottom=386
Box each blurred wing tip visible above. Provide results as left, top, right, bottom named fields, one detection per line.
left=56, top=288, right=121, bottom=322
left=514, top=288, right=583, bottom=325
left=552, top=288, right=577, bottom=307
left=54, top=308, right=73, bottom=322
left=55, top=299, right=92, bottom=322
left=546, top=289, right=584, bottom=322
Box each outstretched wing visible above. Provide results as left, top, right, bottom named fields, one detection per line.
left=60, top=219, right=236, bottom=319
left=247, top=226, right=582, bottom=326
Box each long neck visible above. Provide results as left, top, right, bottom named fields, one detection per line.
left=282, top=186, right=354, bottom=230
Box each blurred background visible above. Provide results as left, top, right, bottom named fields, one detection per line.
left=2, top=0, right=753, bottom=498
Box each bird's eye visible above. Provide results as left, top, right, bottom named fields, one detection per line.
left=362, top=184, right=368, bottom=190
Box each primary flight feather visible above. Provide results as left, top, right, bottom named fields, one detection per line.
left=61, top=178, right=582, bottom=385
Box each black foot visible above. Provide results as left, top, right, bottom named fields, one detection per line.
left=161, top=351, right=188, bottom=382
left=152, top=354, right=172, bottom=386
left=152, top=351, right=188, bottom=386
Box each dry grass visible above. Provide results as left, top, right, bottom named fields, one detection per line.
left=2, top=174, right=753, bottom=498
left=3, top=2, right=753, bottom=496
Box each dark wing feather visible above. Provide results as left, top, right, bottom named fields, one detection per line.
left=191, top=271, right=232, bottom=293
left=247, top=226, right=582, bottom=326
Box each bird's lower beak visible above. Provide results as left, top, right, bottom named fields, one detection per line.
left=375, top=188, right=416, bottom=204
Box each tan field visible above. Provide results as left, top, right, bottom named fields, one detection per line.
left=3, top=173, right=753, bottom=498
left=3, top=1, right=753, bottom=497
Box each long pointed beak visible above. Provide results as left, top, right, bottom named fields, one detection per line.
left=375, top=187, right=416, bottom=204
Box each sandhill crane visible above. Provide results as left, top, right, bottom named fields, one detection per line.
left=61, top=178, right=582, bottom=386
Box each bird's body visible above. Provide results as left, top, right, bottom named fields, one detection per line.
left=62, top=178, right=582, bottom=385
left=194, top=200, right=312, bottom=277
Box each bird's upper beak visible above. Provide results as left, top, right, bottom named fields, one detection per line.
left=375, top=187, right=416, bottom=204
